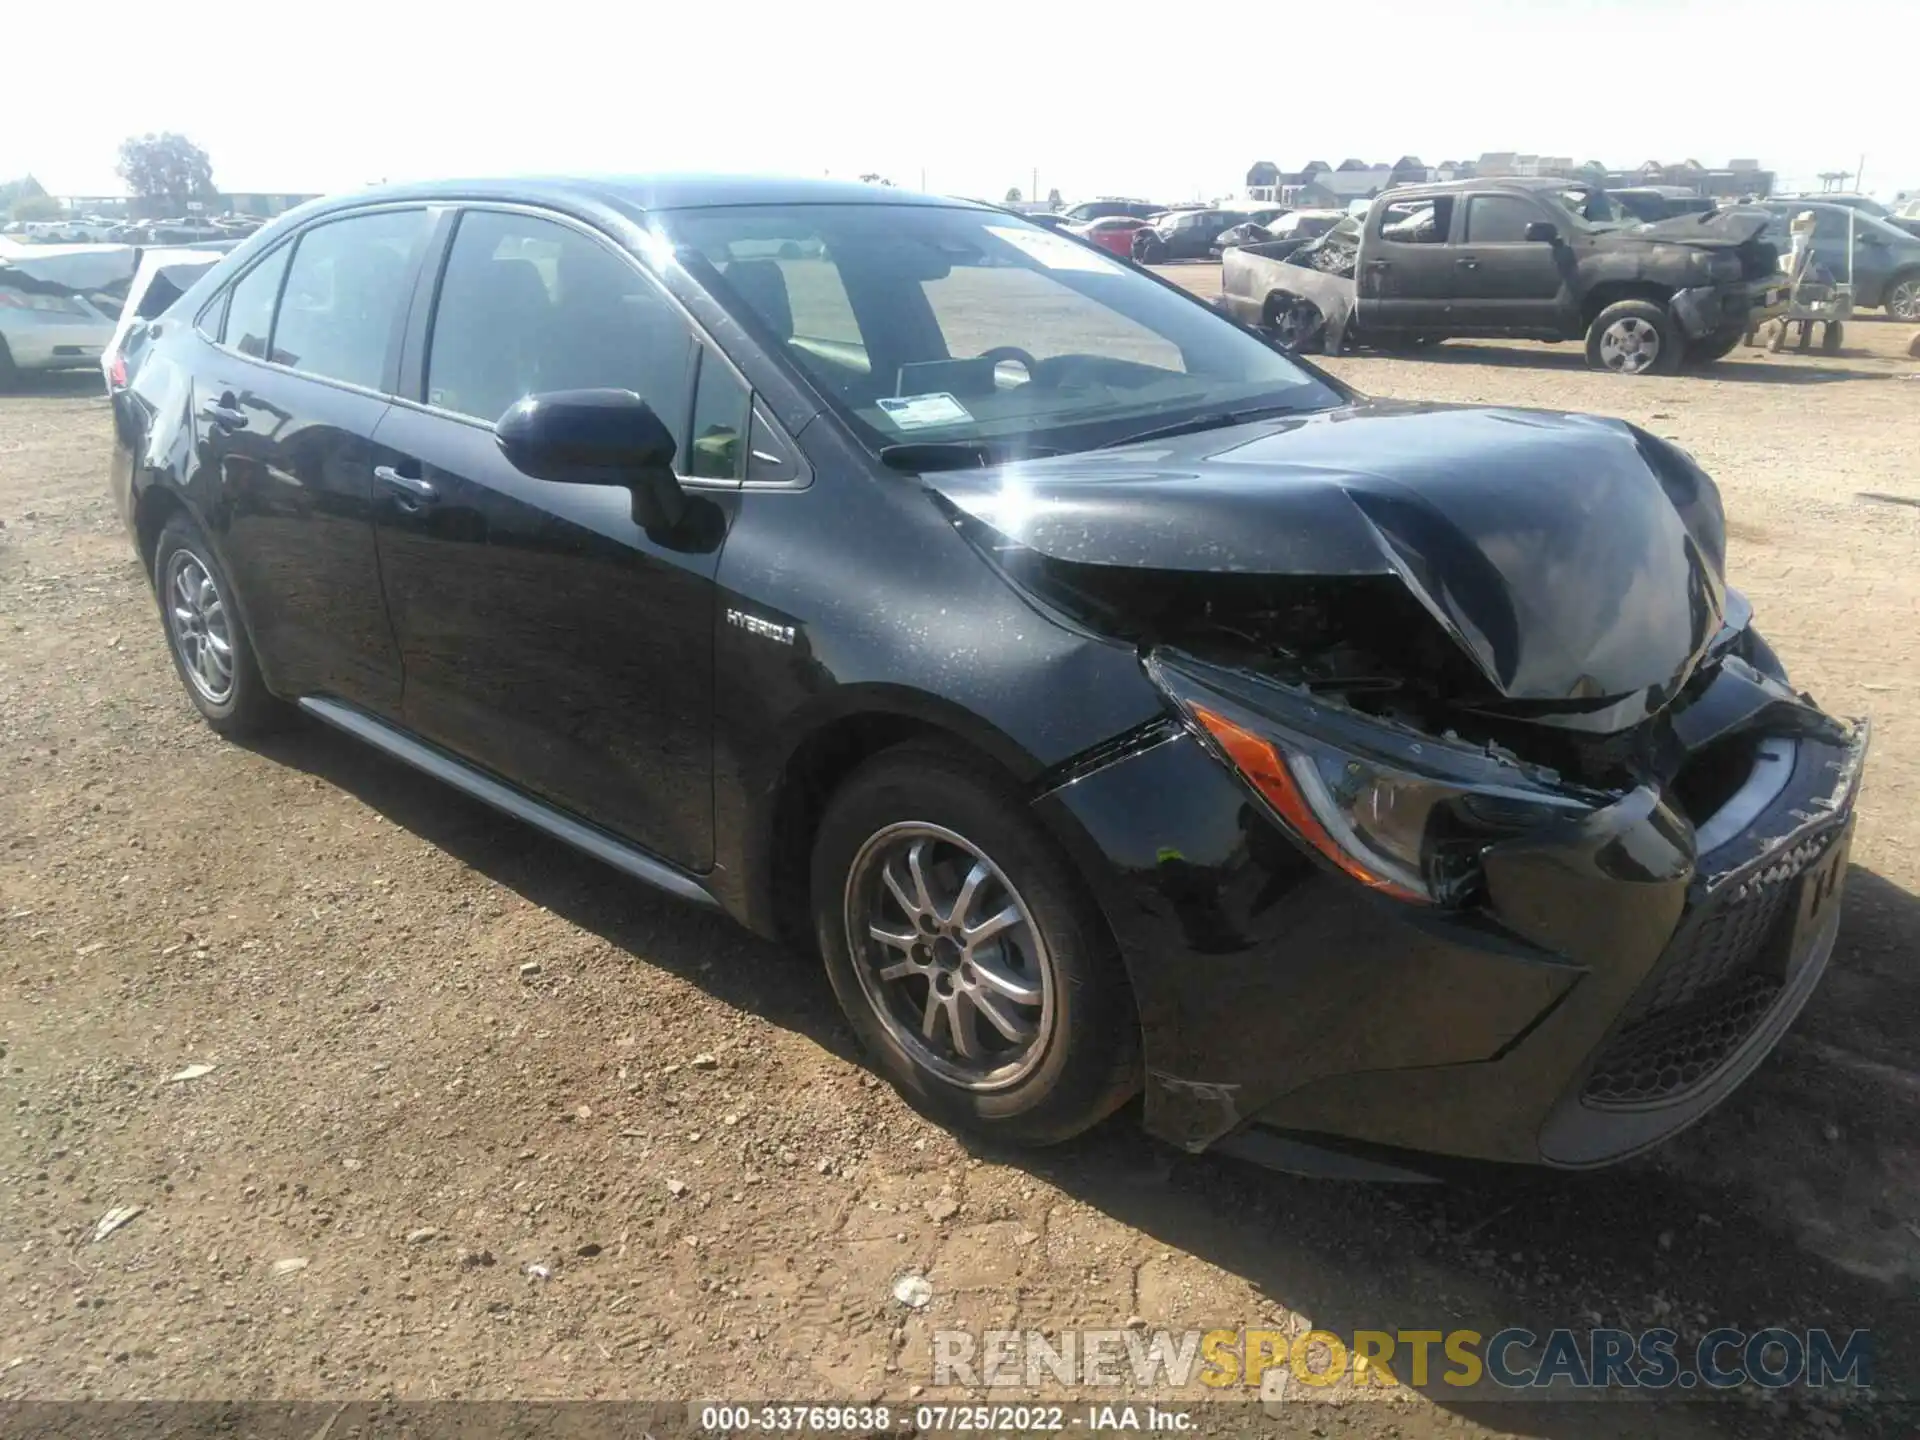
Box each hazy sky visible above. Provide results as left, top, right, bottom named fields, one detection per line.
left=10, top=0, right=1916, bottom=204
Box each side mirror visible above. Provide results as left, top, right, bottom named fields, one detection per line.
left=496, top=388, right=687, bottom=532
left=1524, top=220, right=1560, bottom=244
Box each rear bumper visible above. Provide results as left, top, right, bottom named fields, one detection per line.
left=2, top=321, right=113, bottom=370
left=1038, top=675, right=1868, bottom=1169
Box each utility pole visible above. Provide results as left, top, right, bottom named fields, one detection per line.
left=1032, top=168, right=1038, bottom=208
left=1856, top=153, right=1867, bottom=193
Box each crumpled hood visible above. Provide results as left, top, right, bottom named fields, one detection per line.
left=1627, top=208, right=1772, bottom=249
left=927, top=401, right=1728, bottom=705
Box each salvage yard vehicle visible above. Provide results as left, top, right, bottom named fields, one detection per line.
left=109, top=175, right=1866, bottom=1175
left=0, top=245, right=133, bottom=387
left=1070, top=214, right=1157, bottom=258
left=1756, top=201, right=1920, bottom=321
left=1219, top=178, right=1788, bottom=373
left=1132, top=207, right=1238, bottom=263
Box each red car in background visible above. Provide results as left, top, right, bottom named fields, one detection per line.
left=1069, top=214, right=1158, bottom=258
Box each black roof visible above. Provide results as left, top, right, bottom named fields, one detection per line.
left=302, top=173, right=981, bottom=219
left=1391, top=175, right=1595, bottom=197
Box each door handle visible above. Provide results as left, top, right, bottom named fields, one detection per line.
left=1365, top=259, right=1391, bottom=270
left=373, top=464, right=438, bottom=512
left=201, top=403, right=247, bottom=430
left=1455, top=258, right=1479, bottom=270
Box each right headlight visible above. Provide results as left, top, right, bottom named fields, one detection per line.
left=1149, top=654, right=1596, bottom=907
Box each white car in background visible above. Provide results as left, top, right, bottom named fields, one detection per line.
left=0, top=243, right=134, bottom=388
left=101, top=247, right=227, bottom=386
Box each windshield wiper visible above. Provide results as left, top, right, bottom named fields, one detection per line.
left=1095, top=403, right=1302, bottom=450
left=878, top=441, right=1064, bottom=472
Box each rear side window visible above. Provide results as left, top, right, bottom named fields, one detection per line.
left=1379, top=197, right=1452, bottom=244
left=425, top=210, right=693, bottom=442
left=222, top=247, right=290, bottom=359
left=1464, top=195, right=1544, bottom=244
left=270, top=209, right=429, bottom=389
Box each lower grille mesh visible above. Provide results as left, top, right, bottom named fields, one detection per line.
left=1583, top=974, right=1783, bottom=1105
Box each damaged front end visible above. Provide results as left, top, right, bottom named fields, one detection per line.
left=938, top=401, right=1869, bottom=1167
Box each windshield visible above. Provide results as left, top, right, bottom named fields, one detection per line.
left=662, top=203, right=1338, bottom=453
left=1540, top=189, right=1613, bottom=228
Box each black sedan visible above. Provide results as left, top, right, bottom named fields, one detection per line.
left=108, top=175, right=1866, bottom=1174
left=1131, top=207, right=1240, bottom=262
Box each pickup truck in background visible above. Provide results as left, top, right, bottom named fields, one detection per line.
left=1218, top=178, right=1788, bottom=375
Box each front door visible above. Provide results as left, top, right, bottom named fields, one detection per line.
left=190, top=208, right=432, bottom=712
left=372, top=207, right=750, bottom=872
left=1447, top=192, right=1570, bottom=332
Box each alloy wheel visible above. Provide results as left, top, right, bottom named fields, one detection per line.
left=1598, top=316, right=1661, bottom=373
left=165, top=549, right=235, bottom=704
left=843, top=822, right=1056, bottom=1092
left=1889, top=279, right=1920, bottom=322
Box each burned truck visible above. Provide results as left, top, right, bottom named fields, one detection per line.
left=1218, top=178, right=1787, bottom=374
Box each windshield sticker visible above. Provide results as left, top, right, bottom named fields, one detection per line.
left=877, top=392, right=973, bottom=431
left=986, top=225, right=1120, bottom=274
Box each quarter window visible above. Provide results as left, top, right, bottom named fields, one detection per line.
left=425, top=210, right=694, bottom=448
left=222, top=246, right=290, bottom=359
left=271, top=209, right=429, bottom=388
left=1464, top=196, right=1545, bottom=244
left=685, top=349, right=750, bottom=481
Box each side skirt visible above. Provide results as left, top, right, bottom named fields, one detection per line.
left=297, top=696, right=720, bottom=911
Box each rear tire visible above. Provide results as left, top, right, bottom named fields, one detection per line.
left=1586, top=300, right=1683, bottom=375
left=152, top=513, right=288, bottom=738
left=811, top=741, right=1140, bottom=1145
left=0, top=338, right=18, bottom=392
left=1884, top=271, right=1920, bottom=322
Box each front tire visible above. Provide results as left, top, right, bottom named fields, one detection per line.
left=811, top=742, right=1140, bottom=1145
left=153, top=514, right=287, bottom=738
left=1686, top=325, right=1746, bottom=366
left=1586, top=299, right=1683, bottom=375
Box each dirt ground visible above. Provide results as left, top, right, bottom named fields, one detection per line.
left=3, top=284, right=1919, bottom=1439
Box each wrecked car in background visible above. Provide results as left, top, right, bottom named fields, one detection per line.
left=1210, top=209, right=1346, bottom=258
left=1219, top=178, right=1787, bottom=373
left=0, top=242, right=140, bottom=387
left=102, top=247, right=228, bottom=388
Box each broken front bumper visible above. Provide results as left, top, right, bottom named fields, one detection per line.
left=1673, top=278, right=1790, bottom=338
left=1037, top=699, right=1868, bottom=1170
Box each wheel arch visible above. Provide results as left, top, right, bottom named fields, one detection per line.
left=1581, top=280, right=1674, bottom=329
left=134, top=482, right=281, bottom=694
left=755, top=687, right=1057, bottom=954
left=133, top=482, right=193, bottom=577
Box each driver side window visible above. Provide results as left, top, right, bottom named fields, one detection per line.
left=425, top=209, right=693, bottom=448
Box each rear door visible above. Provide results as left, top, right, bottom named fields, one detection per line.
left=1447, top=192, right=1569, bottom=331
left=189, top=207, right=431, bottom=711
left=1358, top=195, right=1456, bottom=332
left=370, top=205, right=749, bottom=871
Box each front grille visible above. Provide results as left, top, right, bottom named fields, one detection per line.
left=1583, top=859, right=1806, bottom=1108
left=1583, top=974, right=1782, bottom=1105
